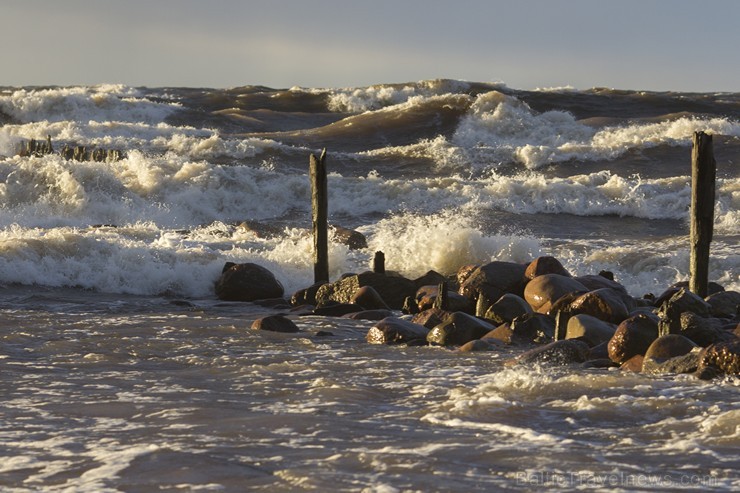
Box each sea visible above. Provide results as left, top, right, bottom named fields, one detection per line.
left=0, top=80, right=738, bottom=491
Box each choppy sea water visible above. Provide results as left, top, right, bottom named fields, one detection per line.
left=0, top=80, right=738, bottom=491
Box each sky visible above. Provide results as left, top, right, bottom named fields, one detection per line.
left=2, top=0, right=739, bottom=92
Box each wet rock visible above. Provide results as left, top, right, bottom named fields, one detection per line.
left=696, top=339, right=740, bottom=378
left=567, top=288, right=631, bottom=324
left=642, top=334, right=701, bottom=375
left=582, top=358, right=618, bottom=369
left=509, top=312, right=555, bottom=344
left=574, top=275, right=629, bottom=296
left=416, top=285, right=473, bottom=313
left=290, top=281, right=328, bottom=306
left=215, top=262, right=284, bottom=302
left=619, top=354, right=644, bottom=372
left=482, top=324, right=514, bottom=344
left=412, top=307, right=452, bottom=330
left=313, top=301, right=363, bottom=317
left=427, top=312, right=495, bottom=346
left=366, top=317, right=429, bottom=345
left=607, top=314, right=659, bottom=364
left=458, top=339, right=503, bottom=352
left=458, top=261, right=527, bottom=305
left=588, top=341, right=610, bottom=360
left=676, top=312, right=737, bottom=347
left=483, top=293, right=533, bottom=325
left=413, top=270, right=448, bottom=290
left=656, top=287, right=712, bottom=335
left=524, top=256, right=570, bottom=279
left=705, top=290, right=740, bottom=319
left=350, top=286, right=390, bottom=310
left=331, top=225, right=367, bottom=250
left=236, top=220, right=283, bottom=239
left=513, top=340, right=590, bottom=366
left=523, top=274, right=588, bottom=313
left=344, top=309, right=395, bottom=321
left=251, top=315, right=300, bottom=333
left=316, top=271, right=415, bottom=310
left=565, top=314, right=617, bottom=347
left=456, top=264, right=479, bottom=289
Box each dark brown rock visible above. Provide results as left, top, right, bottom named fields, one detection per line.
left=458, top=261, right=527, bottom=304
left=565, top=314, right=617, bottom=347
left=412, top=308, right=452, bottom=329
left=316, top=271, right=415, bottom=310
left=582, top=358, right=618, bottom=369
left=483, top=293, right=533, bottom=325
left=251, top=315, right=299, bottom=333
left=696, top=339, right=740, bottom=377
left=313, top=302, right=363, bottom=317
left=458, top=339, right=503, bottom=352
left=482, top=324, right=514, bottom=344
left=427, top=312, right=495, bottom=346
left=290, top=281, right=328, bottom=306
left=513, top=340, right=590, bottom=366
left=524, top=256, right=570, bottom=280
left=676, top=312, right=737, bottom=347
left=644, top=334, right=698, bottom=362
left=567, top=288, right=631, bottom=324
left=574, top=275, right=629, bottom=296
left=366, top=317, right=429, bottom=345
left=509, top=312, right=555, bottom=344
left=416, top=285, right=473, bottom=313
left=331, top=225, right=367, bottom=250
left=523, top=274, right=588, bottom=313
left=413, top=270, right=448, bottom=290
left=705, top=290, right=740, bottom=319
left=344, top=309, right=395, bottom=321
left=215, top=262, right=284, bottom=302
left=656, top=287, right=712, bottom=335
left=607, top=314, right=659, bottom=364
left=350, top=286, right=391, bottom=310
left=619, top=354, right=644, bottom=372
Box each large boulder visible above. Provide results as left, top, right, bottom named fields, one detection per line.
left=705, top=291, right=740, bottom=319
left=607, top=314, right=659, bottom=364
left=641, top=334, right=700, bottom=375
left=696, top=339, right=740, bottom=378
left=565, top=314, right=617, bottom=347
left=656, top=287, right=712, bottom=335
left=366, top=317, right=429, bottom=345
left=331, top=225, right=367, bottom=250
left=416, top=285, right=473, bottom=313
left=675, top=312, right=737, bottom=347
left=523, top=274, right=588, bottom=313
left=458, top=261, right=527, bottom=304
left=483, top=293, right=533, bottom=325
left=290, top=281, right=328, bottom=306
left=215, top=262, right=284, bottom=302
left=509, top=312, right=555, bottom=344
left=524, top=256, right=570, bottom=279
left=316, top=271, right=415, bottom=310
left=566, top=288, right=631, bottom=324
left=350, top=286, right=390, bottom=310
left=412, top=308, right=452, bottom=329
left=574, top=275, right=629, bottom=296
left=427, top=312, right=495, bottom=346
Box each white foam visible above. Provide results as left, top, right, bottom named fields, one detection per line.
left=326, top=79, right=473, bottom=113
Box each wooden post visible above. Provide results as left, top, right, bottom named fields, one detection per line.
left=689, top=132, right=716, bottom=298
left=310, top=149, right=329, bottom=283
left=434, top=281, right=448, bottom=310
left=373, top=251, right=385, bottom=274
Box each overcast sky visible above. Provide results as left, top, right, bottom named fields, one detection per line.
left=3, top=0, right=738, bottom=92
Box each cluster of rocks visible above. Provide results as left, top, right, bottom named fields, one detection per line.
left=214, top=257, right=740, bottom=380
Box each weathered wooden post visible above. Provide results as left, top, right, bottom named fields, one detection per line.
left=373, top=251, right=385, bottom=274
left=434, top=281, right=448, bottom=310
left=310, top=149, right=329, bottom=283
left=689, top=131, right=716, bottom=298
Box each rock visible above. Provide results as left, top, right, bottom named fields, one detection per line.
left=588, top=341, right=610, bottom=360
left=458, top=261, right=527, bottom=304
left=350, top=286, right=391, bottom=310
left=482, top=324, right=514, bottom=344
left=675, top=312, right=737, bottom=347
left=412, top=308, right=452, bottom=329
left=574, top=275, right=629, bottom=296
left=565, top=314, right=617, bottom=347
left=251, top=315, right=300, bottom=333
left=237, top=220, right=283, bottom=239
left=366, top=317, right=430, bottom=345
left=416, top=285, right=473, bottom=313
left=456, top=264, right=479, bottom=288
left=509, top=312, right=555, bottom=344
left=656, top=287, right=712, bottom=335
left=344, top=309, right=395, bottom=321
left=313, top=302, right=363, bottom=317
left=215, top=262, right=284, bottom=302
left=483, top=293, right=533, bottom=325
left=513, top=340, right=590, bottom=366
left=523, top=274, right=588, bottom=313
left=413, top=270, right=448, bottom=290
left=567, top=288, right=631, bottom=324
left=696, top=339, right=740, bottom=378
left=458, top=339, right=502, bottom=352
left=582, top=358, right=618, bottom=369
left=427, top=312, right=495, bottom=346
left=643, top=334, right=698, bottom=361
left=619, top=354, right=644, bottom=372
left=331, top=225, right=367, bottom=250
left=705, top=291, right=740, bottom=319
left=290, top=282, right=328, bottom=306
left=524, top=256, right=570, bottom=279
left=607, top=314, right=659, bottom=364
left=402, top=295, right=420, bottom=314
left=316, top=271, right=415, bottom=310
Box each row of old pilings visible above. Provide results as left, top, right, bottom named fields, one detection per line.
left=16, top=136, right=124, bottom=162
